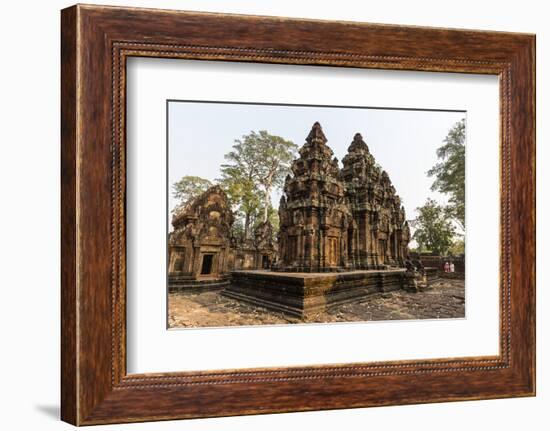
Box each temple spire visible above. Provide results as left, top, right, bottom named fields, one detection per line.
left=306, top=121, right=328, bottom=145
left=347, top=132, right=369, bottom=153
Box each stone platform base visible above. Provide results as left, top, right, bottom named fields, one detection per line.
left=168, top=274, right=230, bottom=293
left=223, top=269, right=406, bottom=319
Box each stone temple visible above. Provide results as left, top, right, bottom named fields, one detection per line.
left=276, top=122, right=410, bottom=272
left=168, top=185, right=277, bottom=291
left=170, top=122, right=433, bottom=319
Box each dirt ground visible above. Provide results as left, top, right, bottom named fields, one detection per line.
left=168, top=277, right=465, bottom=328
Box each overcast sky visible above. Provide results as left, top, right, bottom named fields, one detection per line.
left=168, top=101, right=465, bottom=225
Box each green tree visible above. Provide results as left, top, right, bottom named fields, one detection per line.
left=266, top=204, right=279, bottom=237
left=219, top=130, right=296, bottom=238
left=448, top=239, right=465, bottom=256
left=230, top=217, right=245, bottom=242
left=251, top=131, right=297, bottom=222
left=412, top=198, right=456, bottom=255
left=172, top=175, right=212, bottom=211
left=219, top=137, right=262, bottom=240
left=427, top=118, right=465, bottom=231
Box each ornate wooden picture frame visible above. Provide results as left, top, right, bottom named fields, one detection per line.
left=61, top=4, right=535, bottom=425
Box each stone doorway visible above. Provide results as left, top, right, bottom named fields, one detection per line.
left=200, top=254, right=215, bottom=275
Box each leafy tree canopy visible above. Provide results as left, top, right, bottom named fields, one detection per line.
left=218, top=130, right=296, bottom=240
left=448, top=239, right=465, bottom=256
left=172, top=175, right=213, bottom=212
left=251, top=131, right=297, bottom=222
left=427, top=118, right=465, bottom=231
left=218, top=136, right=262, bottom=240
left=412, top=198, right=456, bottom=256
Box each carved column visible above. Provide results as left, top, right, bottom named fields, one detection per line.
left=305, top=228, right=314, bottom=269
left=192, top=245, right=201, bottom=277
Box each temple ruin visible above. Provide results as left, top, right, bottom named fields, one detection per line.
left=276, top=122, right=353, bottom=272
left=168, top=186, right=277, bottom=291
left=342, top=130, right=411, bottom=268
left=168, top=186, right=235, bottom=290
left=276, top=122, right=410, bottom=272
left=169, top=122, right=431, bottom=318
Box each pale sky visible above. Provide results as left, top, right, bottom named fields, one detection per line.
left=168, top=101, right=465, bottom=227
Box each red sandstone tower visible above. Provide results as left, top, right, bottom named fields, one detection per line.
left=277, top=122, right=353, bottom=272
left=277, top=122, right=410, bottom=272
left=341, top=132, right=411, bottom=269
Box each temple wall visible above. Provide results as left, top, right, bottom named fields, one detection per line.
left=411, top=254, right=466, bottom=274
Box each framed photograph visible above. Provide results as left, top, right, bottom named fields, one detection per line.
left=61, top=4, right=535, bottom=425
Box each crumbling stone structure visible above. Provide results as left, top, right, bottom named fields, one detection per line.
left=168, top=186, right=277, bottom=291
left=253, top=221, right=277, bottom=269
left=232, top=221, right=277, bottom=271
left=168, top=186, right=235, bottom=290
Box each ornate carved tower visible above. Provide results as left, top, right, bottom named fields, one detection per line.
left=277, top=122, right=352, bottom=272
left=341, top=132, right=410, bottom=268
left=168, top=186, right=235, bottom=287
left=340, top=133, right=376, bottom=268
